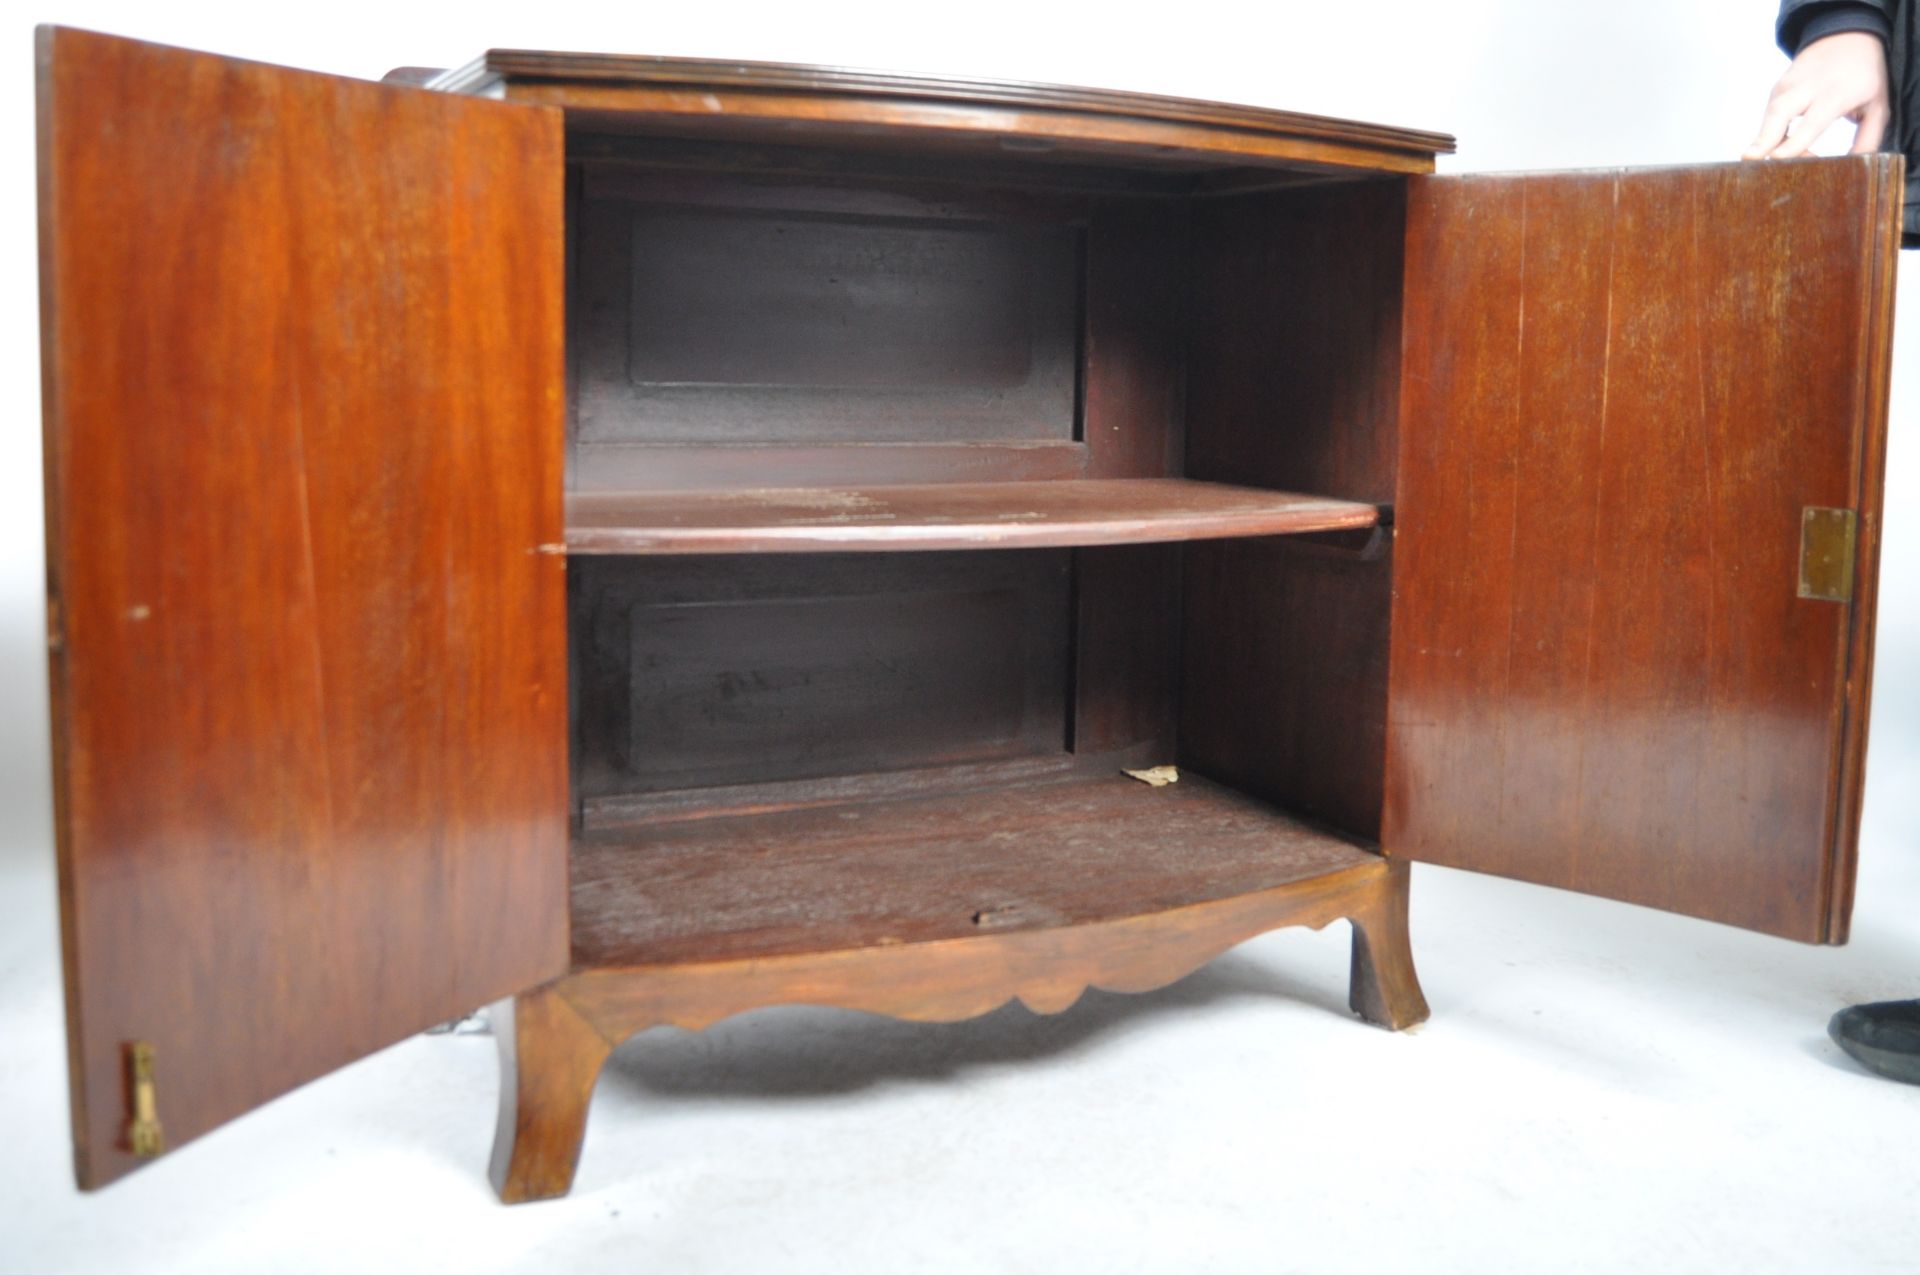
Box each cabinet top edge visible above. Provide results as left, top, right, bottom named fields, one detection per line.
left=427, top=49, right=1456, bottom=161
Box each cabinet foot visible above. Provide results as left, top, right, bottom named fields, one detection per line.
left=1347, top=859, right=1429, bottom=1030
left=488, top=983, right=616, bottom=1204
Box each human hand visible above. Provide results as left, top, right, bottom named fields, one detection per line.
left=1744, top=30, right=1890, bottom=159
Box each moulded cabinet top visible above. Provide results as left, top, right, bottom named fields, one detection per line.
left=426, top=51, right=1456, bottom=182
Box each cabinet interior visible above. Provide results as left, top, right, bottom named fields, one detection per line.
left=562, top=133, right=1409, bottom=962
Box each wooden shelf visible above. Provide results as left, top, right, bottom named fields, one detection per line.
left=568, top=772, right=1381, bottom=968
left=564, top=478, right=1379, bottom=554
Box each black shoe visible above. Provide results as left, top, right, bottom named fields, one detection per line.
left=1828, top=999, right=1920, bottom=1084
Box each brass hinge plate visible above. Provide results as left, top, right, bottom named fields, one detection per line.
left=1799, top=507, right=1858, bottom=603
left=124, top=1040, right=164, bottom=1158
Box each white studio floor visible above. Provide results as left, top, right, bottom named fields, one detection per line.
left=2, top=769, right=1918, bottom=1275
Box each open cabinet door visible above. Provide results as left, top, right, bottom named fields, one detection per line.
left=1385, top=156, right=1901, bottom=943
left=38, top=28, right=569, bottom=1188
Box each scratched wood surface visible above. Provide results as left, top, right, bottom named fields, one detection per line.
left=38, top=28, right=570, bottom=1187
left=568, top=773, right=1381, bottom=967
left=564, top=478, right=1378, bottom=553
left=1385, top=156, right=1903, bottom=941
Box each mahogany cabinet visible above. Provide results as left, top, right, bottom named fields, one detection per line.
left=36, top=27, right=1903, bottom=1202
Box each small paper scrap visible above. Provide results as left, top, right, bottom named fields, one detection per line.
left=1123, top=765, right=1179, bottom=788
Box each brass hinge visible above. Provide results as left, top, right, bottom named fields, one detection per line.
left=124, top=1041, right=164, bottom=1158
left=1799, top=507, right=1857, bottom=604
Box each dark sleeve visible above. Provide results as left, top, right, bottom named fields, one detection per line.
left=1776, top=0, right=1893, bottom=55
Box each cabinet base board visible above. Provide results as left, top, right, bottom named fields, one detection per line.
left=489, top=855, right=1424, bottom=1203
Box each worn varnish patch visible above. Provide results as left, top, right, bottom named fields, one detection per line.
left=568, top=772, right=1378, bottom=967
left=563, top=478, right=1379, bottom=553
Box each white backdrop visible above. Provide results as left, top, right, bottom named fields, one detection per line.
left=4, top=5, right=1919, bottom=1271
left=0, top=0, right=1911, bottom=856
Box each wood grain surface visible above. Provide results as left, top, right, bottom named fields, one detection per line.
left=572, top=440, right=1096, bottom=492
left=38, top=27, right=569, bottom=1187
left=433, top=50, right=1453, bottom=178
left=568, top=552, right=1071, bottom=806
left=491, top=851, right=1423, bottom=1202
left=1072, top=544, right=1183, bottom=759
left=1385, top=156, right=1903, bottom=941
left=568, top=773, right=1381, bottom=967
left=1082, top=201, right=1188, bottom=479
left=564, top=479, right=1379, bottom=553
left=571, top=175, right=1082, bottom=448
left=1182, top=537, right=1396, bottom=838
left=566, top=168, right=1192, bottom=494
left=1180, top=180, right=1408, bottom=841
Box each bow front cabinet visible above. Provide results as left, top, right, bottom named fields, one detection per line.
left=36, top=27, right=1901, bottom=1201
